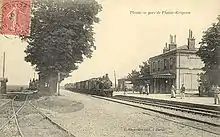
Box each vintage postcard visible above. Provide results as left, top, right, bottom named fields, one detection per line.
left=0, top=0, right=220, bottom=137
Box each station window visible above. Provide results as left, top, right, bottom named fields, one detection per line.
left=164, top=59, right=167, bottom=70
left=170, top=57, right=173, bottom=69
left=153, top=62, right=155, bottom=72
left=158, top=60, right=160, bottom=71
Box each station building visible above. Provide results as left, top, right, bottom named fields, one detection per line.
left=118, top=77, right=133, bottom=90
left=118, top=30, right=204, bottom=93
left=149, top=30, right=204, bottom=93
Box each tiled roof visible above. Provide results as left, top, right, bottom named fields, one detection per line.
left=177, top=45, right=188, bottom=49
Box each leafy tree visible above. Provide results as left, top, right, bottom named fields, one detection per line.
left=139, top=61, right=150, bottom=77
left=197, top=73, right=211, bottom=91
left=127, top=60, right=151, bottom=91
left=127, top=69, right=142, bottom=91
left=22, top=0, right=102, bottom=81
left=127, top=70, right=140, bottom=78
left=197, top=16, right=220, bottom=72
left=196, top=15, right=220, bottom=86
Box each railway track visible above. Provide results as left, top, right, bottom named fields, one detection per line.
left=0, top=94, right=75, bottom=137
left=91, top=95, right=220, bottom=135
left=0, top=95, right=27, bottom=137
left=0, top=96, right=17, bottom=111
left=27, top=101, right=75, bottom=137
left=113, top=95, right=220, bottom=118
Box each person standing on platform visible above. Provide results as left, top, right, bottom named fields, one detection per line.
left=180, top=84, right=186, bottom=99
left=29, top=79, right=32, bottom=89
left=198, top=83, right=203, bottom=97
left=124, top=86, right=127, bottom=95
left=217, top=85, right=220, bottom=104
left=146, top=84, right=149, bottom=95
left=171, top=85, right=176, bottom=98
left=142, top=85, right=145, bottom=94
left=214, top=84, right=220, bottom=104
left=211, top=85, right=216, bottom=103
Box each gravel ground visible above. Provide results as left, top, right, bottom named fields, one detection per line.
left=0, top=99, right=9, bottom=103
left=0, top=98, right=73, bottom=137
left=32, top=96, right=84, bottom=113
left=112, top=96, right=220, bottom=125
left=31, top=90, right=220, bottom=137
left=18, top=101, right=73, bottom=137
left=0, top=101, right=15, bottom=137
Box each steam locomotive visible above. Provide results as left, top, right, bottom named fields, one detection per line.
left=64, top=74, right=113, bottom=97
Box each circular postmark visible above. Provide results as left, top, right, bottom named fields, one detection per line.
left=1, top=0, right=30, bottom=35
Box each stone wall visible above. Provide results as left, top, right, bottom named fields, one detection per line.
left=176, top=52, right=204, bottom=92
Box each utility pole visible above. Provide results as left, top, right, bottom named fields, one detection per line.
left=57, top=72, right=60, bottom=96
left=178, top=51, right=180, bottom=91
left=1, top=52, right=7, bottom=94
left=216, top=46, right=220, bottom=85
left=2, top=52, right=5, bottom=78
left=114, top=70, right=117, bottom=91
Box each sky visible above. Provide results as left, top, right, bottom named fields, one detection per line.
left=0, top=0, right=220, bottom=86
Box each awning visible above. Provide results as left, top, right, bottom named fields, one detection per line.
left=127, top=76, right=152, bottom=81
left=125, top=82, right=133, bottom=84
left=152, top=73, right=175, bottom=79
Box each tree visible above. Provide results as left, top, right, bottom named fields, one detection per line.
left=127, top=60, right=151, bottom=91
left=127, top=69, right=142, bottom=91
left=22, top=0, right=102, bottom=81
left=196, top=15, right=220, bottom=88
left=139, top=61, right=150, bottom=77
left=197, top=72, right=212, bottom=94
left=127, top=70, right=140, bottom=80
left=196, top=16, right=220, bottom=71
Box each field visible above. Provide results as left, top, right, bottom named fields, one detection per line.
left=7, top=85, right=29, bottom=91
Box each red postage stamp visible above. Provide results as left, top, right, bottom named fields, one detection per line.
left=0, top=0, right=31, bottom=36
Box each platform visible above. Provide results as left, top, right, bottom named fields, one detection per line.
left=113, top=91, right=220, bottom=109
left=7, top=90, right=38, bottom=95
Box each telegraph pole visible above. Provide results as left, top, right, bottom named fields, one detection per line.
left=178, top=51, right=180, bottom=91
left=114, top=70, right=117, bottom=91
left=57, top=72, right=61, bottom=96
left=2, top=52, right=5, bottom=78
left=216, top=46, right=220, bottom=85
left=1, top=52, right=7, bottom=94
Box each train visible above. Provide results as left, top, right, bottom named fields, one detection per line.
left=64, top=74, right=113, bottom=97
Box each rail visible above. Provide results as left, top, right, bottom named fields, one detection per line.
left=91, top=95, right=220, bottom=136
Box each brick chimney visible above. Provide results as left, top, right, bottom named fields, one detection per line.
left=163, top=42, right=169, bottom=53
left=187, top=29, right=195, bottom=49
left=169, top=34, right=177, bottom=50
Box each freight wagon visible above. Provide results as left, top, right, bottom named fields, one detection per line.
left=64, top=74, right=113, bottom=97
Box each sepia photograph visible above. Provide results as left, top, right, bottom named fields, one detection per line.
left=0, top=0, right=220, bottom=136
